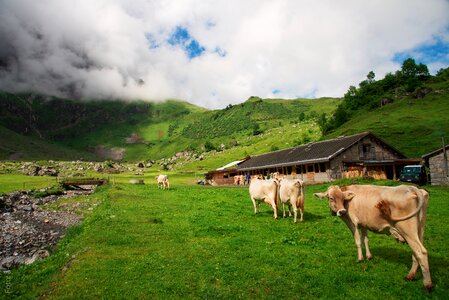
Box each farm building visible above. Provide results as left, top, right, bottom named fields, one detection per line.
left=204, top=159, right=249, bottom=185
left=422, top=145, right=449, bottom=186
left=206, top=131, right=420, bottom=185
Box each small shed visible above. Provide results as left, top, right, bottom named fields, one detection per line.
left=422, top=145, right=449, bottom=186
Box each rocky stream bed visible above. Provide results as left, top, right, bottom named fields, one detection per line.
left=0, top=187, right=97, bottom=271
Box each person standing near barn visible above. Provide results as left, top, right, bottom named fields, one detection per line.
left=245, top=173, right=251, bottom=185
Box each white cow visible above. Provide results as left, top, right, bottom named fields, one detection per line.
left=314, top=184, right=432, bottom=291
left=249, top=178, right=278, bottom=219
left=156, top=174, right=170, bottom=190
left=279, top=178, right=305, bottom=223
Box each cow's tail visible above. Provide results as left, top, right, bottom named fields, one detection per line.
left=298, top=182, right=305, bottom=208
left=375, top=189, right=426, bottom=222
left=274, top=180, right=279, bottom=210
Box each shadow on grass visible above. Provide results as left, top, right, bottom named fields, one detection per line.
left=371, top=246, right=449, bottom=284
left=371, top=245, right=416, bottom=265
left=256, top=210, right=325, bottom=223
left=302, top=211, right=326, bottom=222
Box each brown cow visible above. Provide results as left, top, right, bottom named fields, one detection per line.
left=234, top=174, right=245, bottom=186
left=314, top=184, right=432, bottom=291
left=249, top=178, right=279, bottom=219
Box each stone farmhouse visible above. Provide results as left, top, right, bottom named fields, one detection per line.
left=206, top=131, right=420, bottom=185
left=422, top=145, right=449, bottom=186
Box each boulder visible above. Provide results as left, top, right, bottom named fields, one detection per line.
left=129, top=179, right=145, bottom=185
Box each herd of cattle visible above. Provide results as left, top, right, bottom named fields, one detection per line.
left=247, top=173, right=432, bottom=291
left=154, top=172, right=432, bottom=291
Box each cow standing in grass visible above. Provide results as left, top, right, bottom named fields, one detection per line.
left=249, top=177, right=278, bottom=219
left=279, top=178, right=305, bottom=223
left=156, top=174, right=170, bottom=190
left=314, top=184, right=432, bottom=291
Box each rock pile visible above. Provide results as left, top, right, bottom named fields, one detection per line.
left=20, top=163, right=59, bottom=177
left=0, top=188, right=95, bottom=271
left=158, top=151, right=205, bottom=170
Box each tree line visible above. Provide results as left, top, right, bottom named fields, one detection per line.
left=318, top=58, right=449, bottom=135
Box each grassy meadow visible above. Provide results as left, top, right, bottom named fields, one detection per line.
left=1, top=175, right=449, bottom=299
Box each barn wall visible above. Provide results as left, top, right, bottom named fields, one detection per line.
left=428, top=150, right=449, bottom=186
left=242, top=164, right=330, bottom=184
left=210, top=172, right=236, bottom=185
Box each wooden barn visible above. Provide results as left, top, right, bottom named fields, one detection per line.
left=207, top=131, right=420, bottom=185
left=204, top=159, right=248, bottom=185
left=422, top=145, right=449, bottom=186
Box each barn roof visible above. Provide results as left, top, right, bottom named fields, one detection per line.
left=236, top=131, right=405, bottom=171
left=422, top=145, right=449, bottom=159
left=216, top=159, right=246, bottom=170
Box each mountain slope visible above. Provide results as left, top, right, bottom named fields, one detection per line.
left=325, top=65, right=449, bottom=158
left=0, top=125, right=98, bottom=161
left=1, top=64, right=448, bottom=165
left=327, top=86, right=449, bottom=157
left=0, top=91, right=339, bottom=162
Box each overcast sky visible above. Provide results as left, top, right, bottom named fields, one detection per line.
left=0, top=0, right=448, bottom=109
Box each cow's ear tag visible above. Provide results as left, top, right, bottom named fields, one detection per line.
left=343, top=191, right=355, bottom=201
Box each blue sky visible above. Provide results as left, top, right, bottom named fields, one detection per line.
left=1, top=0, right=449, bottom=109
left=393, top=36, right=449, bottom=71
left=167, top=27, right=205, bottom=59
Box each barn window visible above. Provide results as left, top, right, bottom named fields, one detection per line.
left=286, top=166, right=292, bottom=174
left=307, top=164, right=314, bottom=172
left=223, top=173, right=229, bottom=178
left=296, top=166, right=302, bottom=174
left=302, top=165, right=307, bottom=173
left=360, top=143, right=376, bottom=159
left=319, top=163, right=327, bottom=172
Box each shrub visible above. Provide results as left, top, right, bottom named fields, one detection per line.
left=204, top=141, right=216, bottom=152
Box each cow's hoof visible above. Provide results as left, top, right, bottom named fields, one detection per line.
left=404, top=274, right=417, bottom=281
left=366, top=255, right=373, bottom=261
left=423, top=283, right=433, bottom=293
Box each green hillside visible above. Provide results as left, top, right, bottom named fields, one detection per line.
left=0, top=125, right=98, bottom=161
left=0, top=90, right=339, bottom=163
left=324, top=62, right=449, bottom=158
left=0, top=60, right=448, bottom=167
left=327, top=88, right=449, bottom=157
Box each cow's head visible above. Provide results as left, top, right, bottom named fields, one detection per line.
left=314, top=185, right=355, bottom=217
left=294, top=179, right=304, bottom=192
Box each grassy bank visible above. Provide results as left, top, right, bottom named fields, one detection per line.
left=1, top=177, right=448, bottom=299
left=0, top=174, right=59, bottom=194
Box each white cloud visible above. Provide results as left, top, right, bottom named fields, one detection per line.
left=0, top=0, right=448, bottom=109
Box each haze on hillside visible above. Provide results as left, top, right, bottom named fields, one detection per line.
left=0, top=0, right=448, bottom=109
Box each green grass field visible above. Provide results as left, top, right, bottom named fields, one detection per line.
left=1, top=176, right=448, bottom=299
left=0, top=174, right=59, bottom=194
